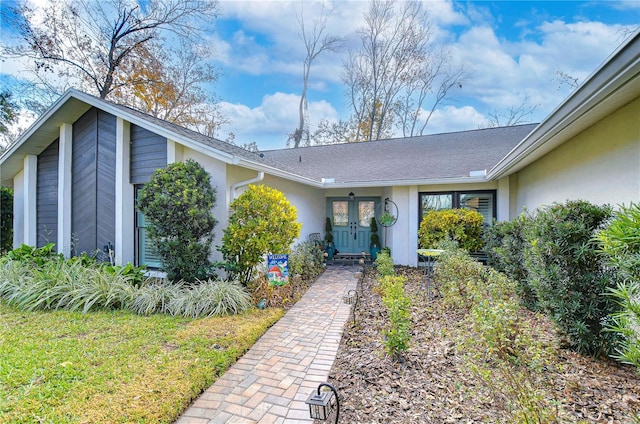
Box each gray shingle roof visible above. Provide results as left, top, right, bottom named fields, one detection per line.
left=261, top=124, right=538, bottom=184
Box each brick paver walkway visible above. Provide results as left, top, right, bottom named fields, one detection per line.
left=175, top=267, right=360, bottom=424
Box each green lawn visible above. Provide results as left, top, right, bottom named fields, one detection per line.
left=0, top=302, right=283, bottom=423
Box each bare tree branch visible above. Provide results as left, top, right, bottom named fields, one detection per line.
left=289, top=3, right=343, bottom=148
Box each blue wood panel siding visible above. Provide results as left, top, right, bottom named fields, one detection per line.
left=71, top=108, right=116, bottom=257
left=72, top=109, right=97, bottom=254
left=130, top=124, right=167, bottom=184
left=37, top=138, right=59, bottom=247
left=96, top=111, right=116, bottom=253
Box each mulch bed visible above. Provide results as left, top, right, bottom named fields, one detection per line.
left=327, top=266, right=640, bottom=423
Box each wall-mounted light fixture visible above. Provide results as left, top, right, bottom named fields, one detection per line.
left=348, top=192, right=355, bottom=201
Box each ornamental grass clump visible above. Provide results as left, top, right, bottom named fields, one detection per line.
left=167, top=279, right=253, bottom=318
left=0, top=244, right=251, bottom=318
left=0, top=257, right=136, bottom=313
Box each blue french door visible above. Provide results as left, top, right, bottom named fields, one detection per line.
left=327, top=197, right=379, bottom=254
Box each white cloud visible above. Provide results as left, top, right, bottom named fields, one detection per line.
left=217, top=91, right=339, bottom=150
left=421, top=105, right=487, bottom=135
left=448, top=18, right=631, bottom=122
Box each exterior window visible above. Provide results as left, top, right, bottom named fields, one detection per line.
left=419, top=191, right=496, bottom=226
left=459, top=192, right=495, bottom=227
left=135, top=187, right=162, bottom=268
left=421, top=193, right=453, bottom=212
left=332, top=201, right=349, bottom=226
left=358, top=201, right=375, bottom=227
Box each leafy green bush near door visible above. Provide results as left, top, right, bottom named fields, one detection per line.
left=418, top=208, right=484, bottom=252
left=220, top=184, right=301, bottom=286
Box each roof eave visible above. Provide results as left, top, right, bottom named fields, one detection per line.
left=322, top=176, right=489, bottom=189
left=487, top=30, right=640, bottom=181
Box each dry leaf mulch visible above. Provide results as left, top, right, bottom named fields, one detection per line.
left=327, top=266, right=640, bottom=423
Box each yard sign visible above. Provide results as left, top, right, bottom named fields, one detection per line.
left=267, top=254, right=289, bottom=286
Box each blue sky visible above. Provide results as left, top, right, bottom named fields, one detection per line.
left=1, top=1, right=639, bottom=150
left=207, top=1, right=639, bottom=149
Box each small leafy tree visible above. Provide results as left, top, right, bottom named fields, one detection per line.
left=137, top=160, right=217, bottom=283
left=1, top=187, right=13, bottom=253
left=221, top=185, right=301, bottom=286
left=418, top=208, right=484, bottom=252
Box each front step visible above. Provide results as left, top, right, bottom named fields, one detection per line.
left=328, top=252, right=372, bottom=266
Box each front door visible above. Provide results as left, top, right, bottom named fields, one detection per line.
left=327, top=197, right=378, bottom=254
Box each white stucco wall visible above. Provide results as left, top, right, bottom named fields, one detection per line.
left=181, top=147, right=229, bottom=264
left=513, top=97, right=640, bottom=214
left=227, top=167, right=325, bottom=246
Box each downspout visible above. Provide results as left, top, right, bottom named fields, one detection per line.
left=228, top=171, right=265, bottom=205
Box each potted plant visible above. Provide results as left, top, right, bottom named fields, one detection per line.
left=324, top=217, right=335, bottom=260
left=370, top=217, right=380, bottom=260
left=379, top=211, right=396, bottom=227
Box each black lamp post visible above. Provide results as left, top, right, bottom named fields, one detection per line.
left=305, top=382, right=340, bottom=423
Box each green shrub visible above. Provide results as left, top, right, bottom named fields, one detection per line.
left=597, top=203, right=640, bottom=369
left=442, top=248, right=560, bottom=422
left=524, top=200, right=618, bottom=356
left=434, top=247, right=488, bottom=310
left=4, top=243, right=63, bottom=265
left=289, top=241, right=324, bottom=282
left=484, top=214, right=537, bottom=309
left=380, top=275, right=411, bottom=358
left=418, top=208, right=484, bottom=252
left=137, top=159, right=217, bottom=283
left=374, top=250, right=394, bottom=278
left=221, top=184, right=301, bottom=286
left=606, top=281, right=640, bottom=369
left=597, top=202, right=640, bottom=283
left=1, top=187, right=12, bottom=254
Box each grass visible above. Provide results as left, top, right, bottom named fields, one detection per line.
left=0, top=302, right=283, bottom=423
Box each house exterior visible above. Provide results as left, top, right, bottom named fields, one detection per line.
left=1, top=30, right=638, bottom=268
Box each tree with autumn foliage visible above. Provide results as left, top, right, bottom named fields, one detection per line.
left=3, top=0, right=221, bottom=130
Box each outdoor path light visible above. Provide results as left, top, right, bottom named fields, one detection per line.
left=342, top=289, right=359, bottom=327
left=305, top=382, right=340, bottom=423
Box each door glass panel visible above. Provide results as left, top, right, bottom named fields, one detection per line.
left=459, top=192, right=494, bottom=226
left=332, top=201, right=348, bottom=226
left=358, top=201, right=375, bottom=227
left=421, top=193, right=452, bottom=215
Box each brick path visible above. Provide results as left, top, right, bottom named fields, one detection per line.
left=175, top=267, right=360, bottom=424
